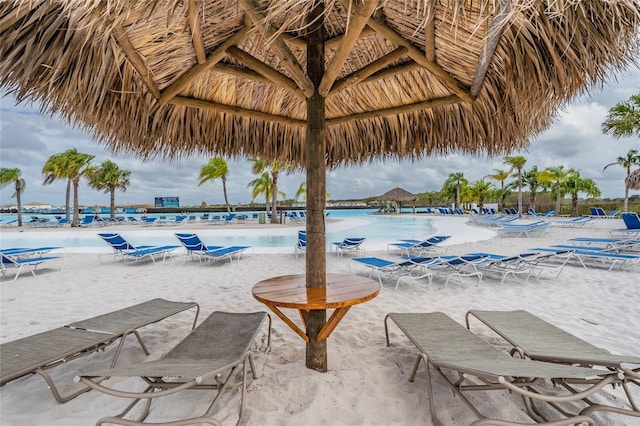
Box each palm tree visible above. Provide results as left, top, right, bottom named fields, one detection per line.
left=251, top=158, right=289, bottom=224
left=603, top=149, right=640, bottom=212
left=42, top=152, right=72, bottom=219
left=86, top=160, right=131, bottom=219
left=563, top=170, right=601, bottom=216
left=602, top=93, right=640, bottom=138
left=247, top=171, right=285, bottom=212
left=65, top=149, right=95, bottom=226
left=467, top=180, right=493, bottom=211
left=198, top=158, right=231, bottom=214
left=485, top=169, right=510, bottom=210
left=522, top=166, right=540, bottom=212
left=295, top=182, right=307, bottom=202
left=504, top=155, right=527, bottom=215
left=441, top=172, right=467, bottom=209
left=0, top=168, right=26, bottom=226
left=539, top=165, right=568, bottom=214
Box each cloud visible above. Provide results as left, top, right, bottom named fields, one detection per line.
left=1, top=66, right=639, bottom=208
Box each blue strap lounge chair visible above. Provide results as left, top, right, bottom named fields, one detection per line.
left=611, top=213, right=640, bottom=237
left=200, top=245, right=252, bottom=263
left=387, top=236, right=449, bottom=256
left=79, top=216, right=95, bottom=227
left=174, top=233, right=250, bottom=263
left=294, top=230, right=306, bottom=258
left=496, top=220, right=550, bottom=237
left=98, top=233, right=177, bottom=264
left=330, top=237, right=366, bottom=257
left=1, top=251, right=65, bottom=281
left=350, top=256, right=421, bottom=289
left=175, top=233, right=223, bottom=258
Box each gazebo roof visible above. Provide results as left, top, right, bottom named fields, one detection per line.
left=378, top=187, right=417, bottom=202
left=1, top=1, right=639, bottom=167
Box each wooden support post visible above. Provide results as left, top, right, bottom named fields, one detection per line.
left=305, top=0, right=327, bottom=372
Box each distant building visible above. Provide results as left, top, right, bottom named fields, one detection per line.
left=155, top=196, right=179, bottom=207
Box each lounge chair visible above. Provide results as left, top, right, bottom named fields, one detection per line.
left=568, top=237, right=640, bottom=253
left=466, top=310, right=640, bottom=420
left=79, top=215, right=96, bottom=227
left=330, top=237, right=366, bottom=257
left=98, top=233, right=178, bottom=264
left=350, top=256, right=420, bottom=289
left=77, top=311, right=271, bottom=425
left=554, top=216, right=593, bottom=228
left=294, top=230, right=306, bottom=259
left=175, top=233, right=224, bottom=259
left=528, top=207, right=540, bottom=217
left=611, top=212, right=640, bottom=237
left=387, top=235, right=448, bottom=256
left=174, top=233, right=251, bottom=263
left=384, top=312, right=616, bottom=426
left=0, top=298, right=199, bottom=403
left=496, top=220, right=550, bottom=238
left=0, top=251, right=65, bottom=281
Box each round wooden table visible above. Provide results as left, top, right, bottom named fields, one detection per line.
left=252, top=273, right=380, bottom=342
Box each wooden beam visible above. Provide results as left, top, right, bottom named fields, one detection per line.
left=318, top=0, right=378, bottom=97
left=239, top=0, right=315, bottom=98
left=158, top=25, right=251, bottom=105
left=425, top=1, right=436, bottom=61
left=187, top=0, right=206, bottom=64
left=170, top=95, right=306, bottom=126
left=227, top=46, right=305, bottom=98
left=326, top=94, right=461, bottom=125
left=112, top=25, right=161, bottom=99
left=328, top=46, right=407, bottom=96
left=470, top=0, right=511, bottom=97
left=365, top=18, right=475, bottom=103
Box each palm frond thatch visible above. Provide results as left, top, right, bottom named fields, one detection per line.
left=627, top=168, right=640, bottom=190
left=1, top=1, right=639, bottom=167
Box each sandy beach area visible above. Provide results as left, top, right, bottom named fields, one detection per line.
left=1, top=216, right=638, bottom=425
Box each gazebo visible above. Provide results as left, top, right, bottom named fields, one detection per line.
left=2, top=1, right=639, bottom=372
left=378, top=187, right=417, bottom=214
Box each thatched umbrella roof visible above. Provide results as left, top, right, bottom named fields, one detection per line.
left=1, top=1, right=639, bottom=165
left=627, top=169, right=640, bottom=190
left=378, top=187, right=417, bottom=203
left=2, top=0, right=640, bottom=372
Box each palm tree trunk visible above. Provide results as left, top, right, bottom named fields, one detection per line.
left=270, top=171, right=279, bottom=224
left=572, top=195, right=578, bottom=216
left=517, top=172, right=523, bottom=216
left=222, top=176, right=231, bottom=214
left=624, top=185, right=629, bottom=213
left=555, top=185, right=561, bottom=214
left=16, top=181, right=23, bottom=227
left=65, top=179, right=71, bottom=219
left=72, top=178, right=80, bottom=227
left=110, top=188, right=116, bottom=219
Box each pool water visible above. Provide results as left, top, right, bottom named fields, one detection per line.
left=0, top=209, right=495, bottom=253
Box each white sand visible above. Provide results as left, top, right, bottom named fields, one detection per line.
left=1, top=217, right=639, bottom=425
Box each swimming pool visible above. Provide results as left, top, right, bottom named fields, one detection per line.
left=0, top=209, right=496, bottom=253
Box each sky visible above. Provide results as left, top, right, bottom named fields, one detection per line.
left=1, top=67, right=639, bottom=209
